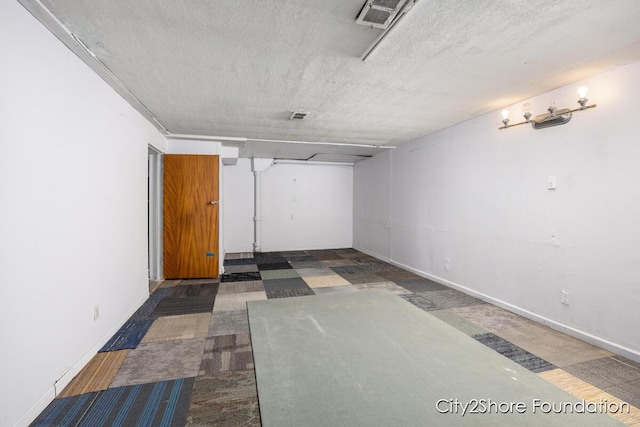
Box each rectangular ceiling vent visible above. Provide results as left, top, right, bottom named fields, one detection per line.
left=356, top=0, right=407, bottom=29
left=289, top=111, right=309, bottom=120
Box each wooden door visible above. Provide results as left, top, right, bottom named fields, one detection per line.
left=163, top=155, right=219, bottom=279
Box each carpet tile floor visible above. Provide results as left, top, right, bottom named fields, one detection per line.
left=34, top=249, right=640, bottom=426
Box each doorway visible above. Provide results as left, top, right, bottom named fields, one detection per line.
left=148, top=146, right=163, bottom=286
left=163, top=154, right=219, bottom=279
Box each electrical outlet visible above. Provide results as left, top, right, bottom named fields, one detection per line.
left=548, top=176, right=557, bottom=190
left=93, top=305, right=100, bottom=321
left=561, top=290, right=570, bottom=305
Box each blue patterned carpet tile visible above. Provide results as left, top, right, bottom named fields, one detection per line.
left=473, top=333, right=556, bottom=373
left=129, top=288, right=174, bottom=321
left=99, top=319, right=155, bottom=353
left=78, top=378, right=194, bottom=427
left=33, top=378, right=195, bottom=427
left=31, top=393, right=98, bottom=426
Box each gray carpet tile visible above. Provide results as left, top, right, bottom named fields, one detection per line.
left=429, top=309, right=487, bottom=336
left=200, top=333, right=254, bottom=374
left=451, top=303, right=532, bottom=333
left=221, top=272, right=262, bottom=282
left=171, top=283, right=219, bottom=298
left=111, top=339, right=206, bottom=387
left=330, top=265, right=370, bottom=275
left=332, top=248, right=360, bottom=254
left=253, top=253, right=287, bottom=264
left=225, top=252, right=254, bottom=260
left=473, top=333, right=556, bottom=373
left=262, top=277, right=310, bottom=291
left=355, top=282, right=411, bottom=295
left=265, top=288, right=315, bottom=299
left=612, top=355, right=640, bottom=370
left=307, top=251, right=343, bottom=261
left=259, top=269, right=300, bottom=280
left=338, top=273, right=387, bottom=285
left=420, top=289, right=483, bottom=310
left=377, top=269, right=423, bottom=281
left=289, top=260, right=325, bottom=269
left=224, top=264, right=259, bottom=274
left=257, top=262, right=292, bottom=271
left=313, top=285, right=360, bottom=295
left=296, top=267, right=336, bottom=277
left=603, top=378, right=640, bottom=408
left=186, top=370, right=261, bottom=427
left=279, top=250, right=309, bottom=257
left=283, top=255, right=316, bottom=263
left=151, top=296, right=216, bottom=318
left=400, top=294, right=439, bottom=311
left=321, top=259, right=359, bottom=268
left=218, top=281, right=265, bottom=294
left=563, top=357, right=640, bottom=389
left=395, top=278, right=447, bottom=293
left=179, top=278, right=221, bottom=286
left=353, top=259, right=399, bottom=272
left=208, top=310, right=249, bottom=336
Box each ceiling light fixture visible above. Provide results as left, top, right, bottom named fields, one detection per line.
left=499, top=87, right=596, bottom=130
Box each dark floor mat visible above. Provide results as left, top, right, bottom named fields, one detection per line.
left=473, top=333, right=556, bottom=373
left=223, top=258, right=257, bottom=266
left=221, top=272, right=262, bottom=282
left=253, top=253, right=287, bottom=264
left=150, top=296, right=216, bottom=317
left=99, top=320, right=155, bottom=352
left=257, top=262, right=292, bottom=271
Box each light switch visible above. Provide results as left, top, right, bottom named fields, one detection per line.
left=548, top=176, right=557, bottom=190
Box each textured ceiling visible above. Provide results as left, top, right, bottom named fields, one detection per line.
left=21, top=0, right=640, bottom=155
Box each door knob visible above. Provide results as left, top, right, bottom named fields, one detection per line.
left=210, top=200, right=218, bottom=205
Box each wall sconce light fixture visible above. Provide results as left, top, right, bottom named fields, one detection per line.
left=499, top=87, right=596, bottom=130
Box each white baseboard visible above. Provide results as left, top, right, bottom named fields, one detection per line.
left=358, top=249, right=640, bottom=364
left=352, top=245, right=390, bottom=263
left=15, top=294, right=148, bottom=427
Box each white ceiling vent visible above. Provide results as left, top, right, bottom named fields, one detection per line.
left=289, top=111, right=309, bottom=120
left=356, top=0, right=408, bottom=30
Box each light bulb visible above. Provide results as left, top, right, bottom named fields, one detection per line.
left=501, top=109, right=509, bottom=119
left=521, top=103, right=531, bottom=113
left=577, top=86, right=588, bottom=99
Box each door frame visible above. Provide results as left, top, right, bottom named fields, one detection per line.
left=148, top=146, right=163, bottom=281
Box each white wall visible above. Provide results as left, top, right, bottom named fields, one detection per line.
left=354, top=60, right=640, bottom=361
left=223, top=159, right=255, bottom=253
left=261, top=163, right=353, bottom=251
left=0, top=2, right=167, bottom=426
left=353, top=151, right=391, bottom=260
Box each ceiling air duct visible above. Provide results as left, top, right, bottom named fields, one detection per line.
left=356, top=0, right=408, bottom=30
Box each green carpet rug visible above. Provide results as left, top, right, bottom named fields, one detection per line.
left=247, top=290, right=623, bottom=426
